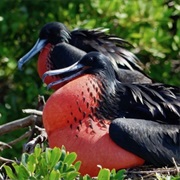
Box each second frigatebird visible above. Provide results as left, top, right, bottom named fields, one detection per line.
left=42, top=52, right=180, bottom=175
left=18, top=22, right=152, bottom=90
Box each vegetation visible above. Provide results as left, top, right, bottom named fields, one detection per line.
left=3, top=144, right=125, bottom=180
left=2, top=145, right=179, bottom=180
left=0, top=0, right=179, bottom=179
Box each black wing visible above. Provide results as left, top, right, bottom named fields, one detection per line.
left=109, top=118, right=180, bottom=166
left=49, top=40, right=152, bottom=83
left=117, top=83, right=180, bottom=123
left=70, top=28, right=144, bottom=72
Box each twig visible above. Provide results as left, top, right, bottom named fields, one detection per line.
left=0, top=131, right=32, bottom=152
left=172, top=157, right=180, bottom=173
left=23, top=126, right=47, bottom=153
left=22, top=109, right=43, bottom=116
left=0, top=115, right=38, bottom=136
left=0, top=142, right=11, bottom=149
left=127, top=167, right=179, bottom=174
left=0, top=157, right=15, bottom=164
left=8, top=131, right=32, bottom=147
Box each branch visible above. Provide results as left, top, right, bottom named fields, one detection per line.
left=0, top=115, right=38, bottom=136
left=0, top=142, right=11, bottom=149
left=8, top=131, right=31, bottom=147
left=22, top=109, right=43, bottom=116
left=172, top=157, right=180, bottom=173
left=0, top=131, right=32, bottom=152
left=0, top=157, right=15, bottom=164
left=127, top=167, right=180, bottom=174
left=23, top=126, right=47, bottom=153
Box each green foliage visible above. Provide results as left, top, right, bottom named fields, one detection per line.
left=155, top=172, right=180, bottom=180
left=97, top=168, right=125, bottom=180
left=3, top=145, right=125, bottom=180
left=4, top=145, right=81, bottom=180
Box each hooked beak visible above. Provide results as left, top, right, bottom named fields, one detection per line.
left=18, top=39, right=47, bottom=70
left=42, top=61, right=87, bottom=89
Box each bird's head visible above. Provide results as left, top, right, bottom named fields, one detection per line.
left=18, top=22, right=70, bottom=70
left=39, top=22, right=70, bottom=45
left=43, top=52, right=117, bottom=89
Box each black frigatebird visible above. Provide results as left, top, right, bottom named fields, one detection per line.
left=42, top=51, right=180, bottom=175
left=18, top=22, right=152, bottom=90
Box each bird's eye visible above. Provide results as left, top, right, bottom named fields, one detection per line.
left=88, top=57, right=94, bottom=64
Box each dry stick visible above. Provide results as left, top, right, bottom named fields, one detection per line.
left=8, top=131, right=32, bottom=147
left=0, top=131, right=32, bottom=152
left=21, top=109, right=45, bottom=153
left=22, top=109, right=43, bottom=116
left=0, top=109, right=43, bottom=164
left=0, top=115, right=37, bottom=136
left=172, top=157, right=180, bottom=173
left=0, top=157, right=15, bottom=164
left=21, top=109, right=44, bottom=143
left=0, top=109, right=43, bottom=137
left=128, top=167, right=179, bottom=174
left=0, top=142, right=11, bottom=149
left=23, top=126, right=47, bottom=153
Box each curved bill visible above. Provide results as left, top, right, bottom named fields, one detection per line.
left=18, top=39, right=47, bottom=70
left=42, top=61, right=86, bottom=89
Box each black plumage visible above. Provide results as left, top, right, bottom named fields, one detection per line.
left=43, top=51, right=180, bottom=166
left=18, top=22, right=152, bottom=84
left=109, top=118, right=180, bottom=166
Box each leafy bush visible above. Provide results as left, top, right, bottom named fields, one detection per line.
left=3, top=145, right=125, bottom=180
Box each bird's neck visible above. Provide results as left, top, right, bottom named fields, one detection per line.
left=38, top=44, right=63, bottom=89
left=38, top=43, right=54, bottom=77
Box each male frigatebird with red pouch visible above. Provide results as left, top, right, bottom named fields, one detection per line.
left=18, top=22, right=152, bottom=89
left=42, top=52, right=180, bottom=176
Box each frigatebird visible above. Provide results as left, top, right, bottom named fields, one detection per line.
left=42, top=51, right=180, bottom=175
left=18, top=22, right=152, bottom=89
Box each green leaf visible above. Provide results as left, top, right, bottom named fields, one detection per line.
left=54, top=161, right=63, bottom=171
left=27, top=154, right=37, bottom=173
left=98, top=168, right=111, bottom=180
left=62, top=163, right=68, bottom=172
left=110, top=169, right=116, bottom=179
left=66, top=166, right=76, bottom=173
left=67, top=171, right=79, bottom=180
left=38, top=155, right=48, bottom=176
left=64, top=152, right=77, bottom=166
left=45, top=148, right=52, bottom=165
left=34, top=144, right=42, bottom=158
left=50, top=147, right=61, bottom=169
left=82, top=174, right=92, bottom=180
left=21, top=153, right=29, bottom=166
left=74, top=161, right=81, bottom=171
left=49, top=169, right=60, bottom=180
left=13, top=163, right=20, bottom=175
left=17, top=164, right=30, bottom=179
left=171, top=174, right=180, bottom=180
left=4, top=165, right=17, bottom=180
left=59, top=148, right=66, bottom=162
left=114, top=169, right=126, bottom=180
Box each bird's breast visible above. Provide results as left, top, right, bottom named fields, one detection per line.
left=43, top=75, right=102, bottom=134
left=43, top=75, right=144, bottom=176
